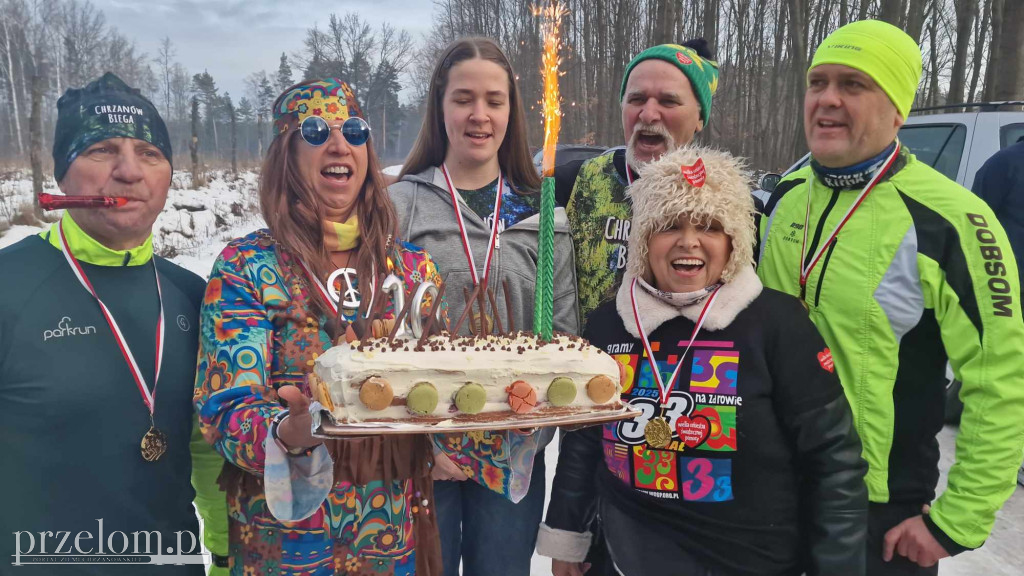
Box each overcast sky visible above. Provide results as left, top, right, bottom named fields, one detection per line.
left=92, top=0, right=435, bottom=102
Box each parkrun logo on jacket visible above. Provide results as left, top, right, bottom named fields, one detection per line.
left=94, top=104, right=145, bottom=125
left=43, top=316, right=98, bottom=341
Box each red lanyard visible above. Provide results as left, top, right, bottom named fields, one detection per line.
left=441, top=163, right=503, bottom=286
left=800, top=142, right=901, bottom=292
left=57, top=220, right=164, bottom=418
left=630, top=278, right=720, bottom=407
left=625, top=164, right=637, bottom=186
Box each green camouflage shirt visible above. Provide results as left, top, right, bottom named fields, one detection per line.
left=566, top=152, right=632, bottom=322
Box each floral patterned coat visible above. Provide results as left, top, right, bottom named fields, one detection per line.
left=195, top=229, right=446, bottom=576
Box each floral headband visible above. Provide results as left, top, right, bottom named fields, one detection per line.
left=272, top=78, right=363, bottom=136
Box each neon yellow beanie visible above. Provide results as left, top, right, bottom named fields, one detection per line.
left=809, top=20, right=923, bottom=119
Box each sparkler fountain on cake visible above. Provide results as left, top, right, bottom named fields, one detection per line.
left=310, top=2, right=629, bottom=430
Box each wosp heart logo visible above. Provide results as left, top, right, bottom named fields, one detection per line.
left=818, top=348, right=834, bottom=373
left=676, top=414, right=711, bottom=448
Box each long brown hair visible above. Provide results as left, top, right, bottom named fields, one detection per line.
left=260, top=87, right=397, bottom=320
left=400, top=37, right=541, bottom=192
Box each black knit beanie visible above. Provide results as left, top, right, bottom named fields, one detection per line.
left=52, top=72, right=172, bottom=182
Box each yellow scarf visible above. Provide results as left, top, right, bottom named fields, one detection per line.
left=323, top=214, right=360, bottom=252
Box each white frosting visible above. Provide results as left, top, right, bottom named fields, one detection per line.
left=315, top=333, right=622, bottom=422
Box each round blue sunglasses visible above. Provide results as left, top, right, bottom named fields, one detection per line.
left=298, top=116, right=371, bottom=147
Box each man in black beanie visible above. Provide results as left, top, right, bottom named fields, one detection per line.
left=0, top=72, right=228, bottom=575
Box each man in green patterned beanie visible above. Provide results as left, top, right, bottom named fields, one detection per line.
left=554, top=39, right=721, bottom=328
left=619, top=42, right=719, bottom=168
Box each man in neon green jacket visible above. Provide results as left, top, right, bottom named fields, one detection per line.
left=757, top=20, right=1024, bottom=575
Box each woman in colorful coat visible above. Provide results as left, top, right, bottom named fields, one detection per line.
left=194, top=79, right=446, bottom=575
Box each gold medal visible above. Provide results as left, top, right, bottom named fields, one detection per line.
left=141, top=426, right=168, bottom=462
left=643, top=417, right=672, bottom=449
left=799, top=298, right=809, bottom=311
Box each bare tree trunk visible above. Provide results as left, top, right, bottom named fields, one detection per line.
left=703, top=0, right=719, bottom=55
left=880, top=0, right=903, bottom=25
left=1, top=14, right=24, bottom=156
left=257, top=112, right=265, bottom=159
left=190, top=97, right=200, bottom=190
left=652, top=0, right=676, bottom=45
left=968, top=0, right=992, bottom=101
left=229, top=102, right=237, bottom=176
left=905, top=0, right=931, bottom=43
left=983, top=0, right=1003, bottom=100
left=947, top=0, right=977, bottom=104
left=29, top=70, right=44, bottom=221
left=786, top=0, right=809, bottom=159
left=928, top=15, right=942, bottom=106
left=990, top=0, right=1023, bottom=100
left=858, top=0, right=870, bottom=20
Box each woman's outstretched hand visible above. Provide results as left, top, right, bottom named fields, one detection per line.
left=276, top=385, right=324, bottom=451
left=431, top=451, right=470, bottom=481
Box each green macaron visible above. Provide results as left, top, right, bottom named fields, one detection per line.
left=547, top=377, right=578, bottom=406
left=454, top=382, right=487, bottom=414
left=407, top=382, right=439, bottom=415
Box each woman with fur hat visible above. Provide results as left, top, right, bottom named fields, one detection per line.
left=538, top=146, right=868, bottom=576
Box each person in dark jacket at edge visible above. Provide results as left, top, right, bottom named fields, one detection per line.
left=972, top=135, right=1024, bottom=295
left=537, top=145, right=868, bottom=576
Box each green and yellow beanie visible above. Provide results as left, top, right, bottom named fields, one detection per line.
left=810, top=19, right=923, bottom=119
left=620, top=44, right=720, bottom=126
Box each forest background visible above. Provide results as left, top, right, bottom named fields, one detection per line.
left=1, top=0, right=1022, bottom=187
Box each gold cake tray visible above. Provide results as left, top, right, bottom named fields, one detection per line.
left=313, top=405, right=642, bottom=437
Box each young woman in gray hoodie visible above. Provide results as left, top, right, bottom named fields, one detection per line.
left=388, top=37, right=579, bottom=576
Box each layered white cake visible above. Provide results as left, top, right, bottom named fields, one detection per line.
left=311, top=332, right=623, bottom=424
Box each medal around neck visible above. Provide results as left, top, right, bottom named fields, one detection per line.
left=140, top=425, right=168, bottom=462
left=56, top=220, right=167, bottom=462
left=644, top=417, right=672, bottom=448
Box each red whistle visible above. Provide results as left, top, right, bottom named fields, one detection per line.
left=39, top=193, right=129, bottom=210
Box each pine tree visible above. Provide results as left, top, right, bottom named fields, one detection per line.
left=276, top=52, right=293, bottom=92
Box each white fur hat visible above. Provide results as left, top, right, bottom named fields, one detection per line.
left=626, top=145, right=756, bottom=284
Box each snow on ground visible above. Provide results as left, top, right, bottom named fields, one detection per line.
left=0, top=169, right=266, bottom=276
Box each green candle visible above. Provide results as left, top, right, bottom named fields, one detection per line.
left=534, top=176, right=556, bottom=340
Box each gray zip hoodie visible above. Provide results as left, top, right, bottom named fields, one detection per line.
left=389, top=166, right=580, bottom=337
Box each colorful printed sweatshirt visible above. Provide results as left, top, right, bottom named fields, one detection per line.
left=539, top=268, right=868, bottom=576
left=757, top=150, right=1024, bottom=553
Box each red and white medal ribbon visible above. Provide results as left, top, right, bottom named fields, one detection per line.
left=625, top=164, right=637, bottom=186
left=58, top=220, right=164, bottom=417
left=799, top=142, right=901, bottom=293
left=441, top=163, right=503, bottom=286
left=297, top=258, right=377, bottom=318
left=630, top=278, right=720, bottom=407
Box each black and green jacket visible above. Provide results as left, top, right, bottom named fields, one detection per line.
left=757, top=150, right=1024, bottom=553
left=556, top=149, right=633, bottom=323
left=0, top=215, right=227, bottom=573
